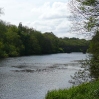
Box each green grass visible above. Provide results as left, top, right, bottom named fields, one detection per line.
left=45, top=80, right=99, bottom=99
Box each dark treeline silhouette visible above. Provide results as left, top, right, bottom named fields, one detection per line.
left=0, top=20, right=89, bottom=58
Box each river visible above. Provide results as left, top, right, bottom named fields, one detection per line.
left=0, top=53, right=88, bottom=99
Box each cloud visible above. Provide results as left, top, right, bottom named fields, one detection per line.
left=41, top=2, right=71, bottom=19
left=0, top=0, right=75, bottom=38
left=30, top=2, right=73, bottom=37
left=31, top=2, right=71, bottom=20
left=28, top=18, right=73, bottom=38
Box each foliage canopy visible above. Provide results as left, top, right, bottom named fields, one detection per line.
left=0, top=20, right=89, bottom=58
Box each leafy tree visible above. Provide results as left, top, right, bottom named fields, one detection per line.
left=30, top=30, right=45, bottom=54
left=89, top=31, right=99, bottom=56
left=0, top=20, right=8, bottom=57
left=88, top=31, right=99, bottom=79
left=0, top=41, right=8, bottom=57
left=71, top=0, right=99, bottom=80
left=71, top=0, right=99, bottom=34
left=59, top=37, right=89, bottom=53
left=5, top=25, right=24, bottom=56
left=18, top=22, right=22, bottom=35
left=42, top=35, right=53, bottom=54
left=0, top=20, right=7, bottom=41
left=0, top=20, right=89, bottom=58
left=28, top=33, right=41, bottom=55
left=43, top=32, right=59, bottom=54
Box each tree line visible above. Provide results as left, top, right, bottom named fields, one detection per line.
left=0, top=20, right=89, bottom=58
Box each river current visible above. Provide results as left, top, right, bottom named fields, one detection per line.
left=0, top=53, right=88, bottom=99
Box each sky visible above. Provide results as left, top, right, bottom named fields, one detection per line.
left=0, top=0, right=80, bottom=38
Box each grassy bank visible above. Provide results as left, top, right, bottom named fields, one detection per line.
left=45, top=80, right=99, bottom=99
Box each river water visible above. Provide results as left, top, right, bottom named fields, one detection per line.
left=0, top=53, right=88, bottom=99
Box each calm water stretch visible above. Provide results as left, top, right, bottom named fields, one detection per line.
left=0, top=53, right=88, bottom=99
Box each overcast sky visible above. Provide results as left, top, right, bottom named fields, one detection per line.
left=0, top=0, right=80, bottom=38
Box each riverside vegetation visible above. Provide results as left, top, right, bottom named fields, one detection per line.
left=45, top=30, right=99, bottom=99
left=45, top=0, right=99, bottom=99
left=45, top=80, right=99, bottom=99
left=0, top=20, right=89, bottom=58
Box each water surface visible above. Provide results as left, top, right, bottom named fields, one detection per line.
left=0, top=53, right=87, bottom=99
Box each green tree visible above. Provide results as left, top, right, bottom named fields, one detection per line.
left=30, top=30, right=45, bottom=54
left=43, top=32, right=59, bottom=54
left=0, top=20, right=7, bottom=40
left=59, top=37, right=89, bottom=53
left=88, top=31, right=99, bottom=79
left=89, top=31, right=99, bottom=56
left=71, top=0, right=99, bottom=80
left=71, top=0, right=99, bottom=33
left=0, top=21, right=8, bottom=57
left=28, top=33, right=41, bottom=55
left=5, top=25, right=24, bottom=56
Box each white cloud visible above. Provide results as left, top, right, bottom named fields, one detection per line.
left=32, top=2, right=71, bottom=19
left=29, top=2, right=73, bottom=37
left=0, top=0, right=77, bottom=38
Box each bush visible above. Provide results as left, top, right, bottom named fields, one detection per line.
left=45, top=80, right=99, bottom=99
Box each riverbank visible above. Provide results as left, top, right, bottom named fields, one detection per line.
left=45, top=79, right=99, bottom=99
